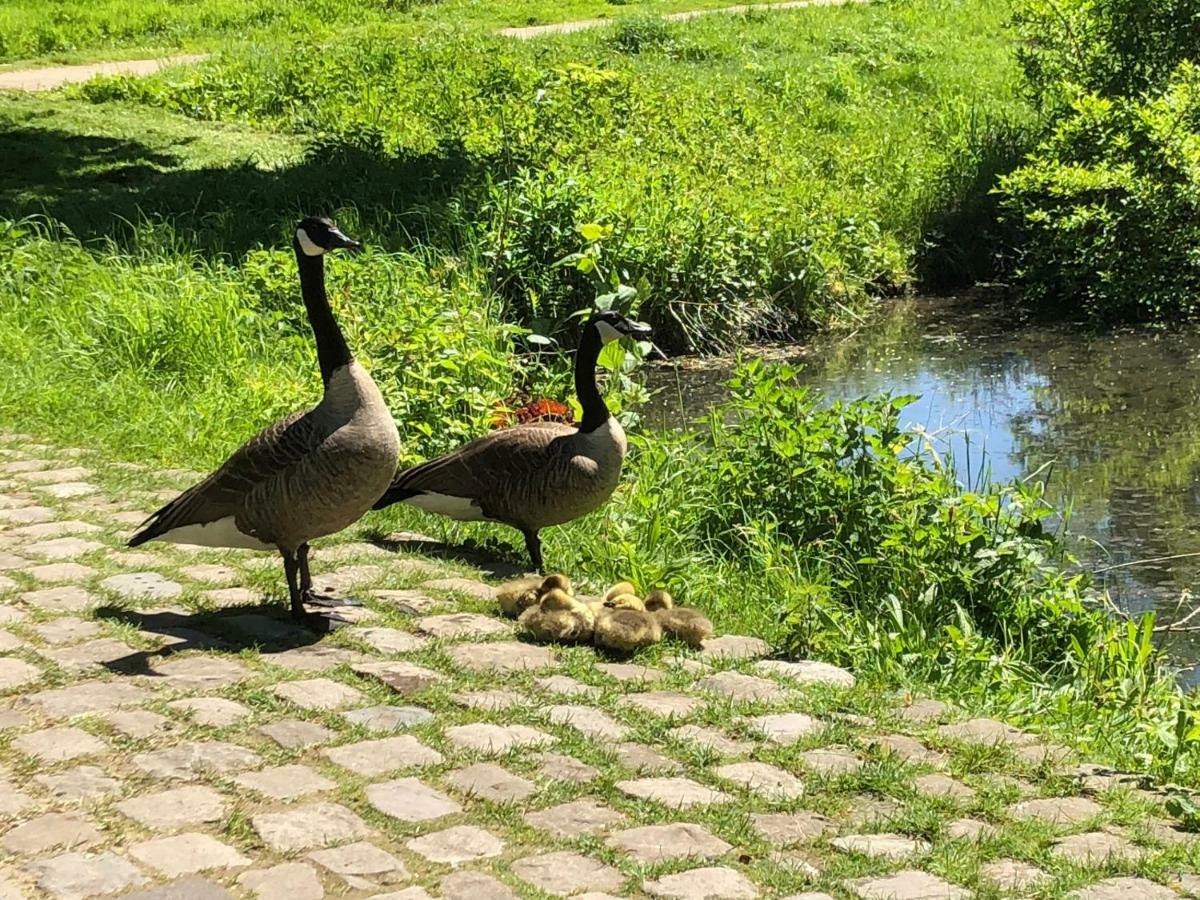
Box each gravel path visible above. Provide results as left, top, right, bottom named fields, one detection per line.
left=0, top=55, right=205, bottom=92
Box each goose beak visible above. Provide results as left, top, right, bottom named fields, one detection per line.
left=328, top=227, right=363, bottom=254
left=627, top=320, right=653, bottom=342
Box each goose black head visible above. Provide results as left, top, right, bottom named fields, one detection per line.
left=294, top=216, right=363, bottom=257
left=589, top=309, right=653, bottom=345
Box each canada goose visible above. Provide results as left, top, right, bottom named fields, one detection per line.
left=644, top=589, right=713, bottom=647
left=128, top=217, right=400, bottom=629
left=372, top=311, right=653, bottom=570
left=594, top=593, right=662, bottom=653
left=519, top=587, right=595, bottom=643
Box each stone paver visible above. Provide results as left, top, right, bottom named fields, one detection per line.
left=418, top=613, right=511, bottom=638
left=35, top=766, right=121, bottom=802
left=1052, top=830, right=1142, bottom=863
left=237, top=863, right=325, bottom=900
left=911, top=773, right=976, bottom=802
left=596, top=662, right=662, bottom=683
left=609, top=823, right=732, bottom=863
left=105, top=708, right=172, bottom=738
left=615, top=742, right=683, bottom=772
left=445, top=763, right=535, bottom=802
left=274, top=678, right=365, bottom=710
left=352, top=661, right=444, bottom=695
left=259, top=718, right=334, bottom=749
left=532, top=751, right=598, bottom=783
left=124, top=877, right=236, bottom=899
left=751, top=811, right=837, bottom=844
left=14, top=726, right=106, bottom=762
left=406, top=825, right=504, bottom=864
left=698, top=670, right=785, bottom=702
left=117, top=785, right=228, bottom=829
left=351, top=627, right=427, bottom=654
left=445, top=723, right=554, bottom=754
left=451, top=689, right=524, bottom=711
left=366, top=778, right=461, bottom=822
left=308, top=841, right=409, bottom=887
left=234, top=764, right=336, bottom=800
left=938, top=717, right=1035, bottom=747
left=749, top=712, right=824, bottom=744
left=511, top=851, right=624, bottom=897
left=1, top=813, right=100, bottom=854
left=32, top=618, right=100, bottom=644
left=1009, top=795, right=1102, bottom=826
left=621, top=690, right=702, bottom=718
left=850, top=870, right=968, bottom=899
left=42, top=638, right=137, bottom=672
left=128, top=833, right=251, bottom=877
left=440, top=871, right=518, bottom=900
left=525, top=799, right=626, bottom=837
left=547, top=704, right=629, bottom=740
left=801, top=748, right=863, bottom=776
left=0, top=657, right=41, bottom=691
left=670, top=724, right=752, bottom=756
left=25, top=567, right=97, bottom=587
left=616, top=777, right=732, bottom=808
left=100, top=571, right=182, bottom=599
left=833, top=833, right=930, bottom=860
left=342, top=704, right=434, bottom=732
left=27, top=851, right=147, bottom=897
left=716, top=761, right=805, bottom=800
left=980, top=858, right=1048, bottom=891
left=536, top=674, right=602, bottom=699
left=699, top=635, right=770, bottom=660
left=1070, top=878, right=1178, bottom=899
left=132, top=740, right=261, bottom=780
left=643, top=866, right=759, bottom=899
left=148, top=656, right=250, bottom=689
left=448, top=641, right=554, bottom=673
left=26, top=537, right=103, bottom=560
left=167, top=697, right=249, bottom=726
left=757, top=658, right=855, bottom=687
left=323, top=735, right=443, bottom=776
left=252, top=803, right=374, bottom=853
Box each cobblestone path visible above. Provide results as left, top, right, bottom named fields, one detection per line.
left=0, top=432, right=1196, bottom=898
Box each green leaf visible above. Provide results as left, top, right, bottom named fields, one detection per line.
left=578, top=222, right=605, bottom=242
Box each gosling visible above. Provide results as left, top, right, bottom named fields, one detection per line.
left=497, top=573, right=573, bottom=618
left=603, top=581, right=637, bottom=603
left=644, top=589, right=713, bottom=647
left=519, top=588, right=595, bottom=643
left=594, top=593, right=662, bottom=653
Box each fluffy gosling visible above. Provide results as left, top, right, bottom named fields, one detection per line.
left=497, top=572, right=573, bottom=618
left=643, top=588, right=713, bottom=647
left=594, top=593, right=662, bottom=653
left=519, top=587, right=595, bottom=643
left=603, top=581, right=638, bottom=603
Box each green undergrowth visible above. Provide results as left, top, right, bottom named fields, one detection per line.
left=71, top=0, right=1031, bottom=350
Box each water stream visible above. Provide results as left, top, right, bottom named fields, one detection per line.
left=643, top=295, right=1200, bottom=675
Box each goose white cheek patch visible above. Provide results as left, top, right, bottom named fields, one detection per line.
left=296, top=228, right=325, bottom=256
left=595, top=320, right=624, bottom=344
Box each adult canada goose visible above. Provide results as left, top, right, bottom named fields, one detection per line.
left=373, top=310, right=653, bottom=571
left=128, top=217, right=400, bottom=629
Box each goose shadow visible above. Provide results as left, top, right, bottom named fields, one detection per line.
left=92, top=601, right=328, bottom=676
left=366, top=530, right=527, bottom=580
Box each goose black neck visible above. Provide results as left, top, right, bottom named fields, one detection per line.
left=295, top=241, right=351, bottom=385
left=575, top=324, right=609, bottom=433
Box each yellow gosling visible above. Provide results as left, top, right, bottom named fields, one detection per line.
left=519, top=588, right=595, bottom=643
left=603, top=581, right=638, bottom=603
left=594, top=593, right=661, bottom=653
left=497, top=575, right=542, bottom=618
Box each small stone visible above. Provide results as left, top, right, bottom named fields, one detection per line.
left=104, top=709, right=171, bottom=738
left=525, top=800, right=626, bottom=837
left=258, top=718, right=334, bottom=749
left=945, top=818, right=997, bottom=841
left=132, top=740, right=261, bottom=780
left=445, top=763, right=535, bottom=802
left=0, top=552, right=29, bottom=571
left=181, top=565, right=239, bottom=585
left=911, top=773, right=976, bottom=802
left=451, top=690, right=524, bottom=711
left=833, top=833, right=930, bottom=860
left=23, top=466, right=92, bottom=484
left=351, top=627, right=427, bottom=654
left=0, top=658, right=40, bottom=690
left=42, top=638, right=136, bottom=673
left=1, top=813, right=100, bottom=853
left=264, top=645, right=365, bottom=672
left=323, top=735, right=443, bottom=776
left=31, top=618, right=100, bottom=645
left=26, top=538, right=103, bottom=560
left=1053, top=831, right=1142, bottom=863
left=0, top=505, right=54, bottom=524
left=421, top=577, right=496, bottom=601
left=167, top=697, right=250, bottom=727
left=128, top=833, right=250, bottom=877
left=716, top=761, right=805, bottom=800
left=117, top=786, right=228, bottom=829
left=42, top=482, right=99, bottom=499
left=407, top=825, right=504, bottom=865
left=980, top=859, right=1047, bottom=891
left=14, top=726, right=105, bottom=762
left=11, top=519, right=98, bottom=538
left=847, top=796, right=905, bottom=827
left=850, top=870, right=968, bottom=900
left=532, top=751, right=598, bottom=784
left=756, top=658, right=855, bottom=688
left=698, top=671, right=785, bottom=702
left=1016, top=742, right=1074, bottom=767
left=670, top=724, right=752, bottom=757
left=27, top=851, right=146, bottom=897
left=536, top=675, right=602, bottom=699
left=441, top=871, right=517, bottom=900
left=371, top=589, right=439, bottom=615
left=445, top=723, right=554, bottom=754
left=1010, top=796, right=1103, bottom=826
left=870, top=734, right=947, bottom=766
left=749, top=712, right=824, bottom=744
left=150, top=656, right=250, bottom=690
left=893, top=698, right=950, bottom=723
left=699, top=635, right=769, bottom=660
left=366, top=777, right=461, bottom=822
left=238, top=863, right=324, bottom=900
left=1070, top=878, right=1178, bottom=900
left=512, top=852, right=624, bottom=897
left=252, top=803, right=374, bottom=853
left=616, top=776, right=732, bottom=808
left=124, top=878, right=236, bottom=899
left=99, top=571, right=182, bottom=599
left=547, top=704, right=629, bottom=740
left=418, top=613, right=510, bottom=639
left=643, top=866, right=759, bottom=899
left=35, top=766, right=121, bottom=803
left=938, top=717, right=1035, bottom=747
left=596, top=662, right=661, bottom=683
left=751, top=811, right=837, bottom=845
left=342, top=704, right=434, bottom=732
left=274, top=677, right=365, bottom=710
left=0, top=606, right=25, bottom=623
left=622, top=691, right=701, bottom=718
left=25, top=566, right=96, bottom=586
left=448, top=641, right=553, bottom=673
left=615, top=742, right=682, bottom=772
left=352, top=660, right=443, bottom=695
left=609, top=823, right=731, bottom=863
left=0, top=630, right=24, bottom=652
left=800, top=748, right=863, bottom=776
left=308, top=841, right=409, bottom=886
left=234, top=764, right=336, bottom=800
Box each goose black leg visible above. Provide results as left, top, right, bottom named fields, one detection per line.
left=297, top=542, right=363, bottom=608
left=522, top=528, right=544, bottom=573
left=285, top=548, right=348, bottom=633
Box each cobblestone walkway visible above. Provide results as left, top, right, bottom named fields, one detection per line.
left=0, top=432, right=1197, bottom=898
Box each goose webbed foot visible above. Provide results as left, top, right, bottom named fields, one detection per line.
left=292, top=608, right=353, bottom=633
left=301, top=590, right=363, bottom=609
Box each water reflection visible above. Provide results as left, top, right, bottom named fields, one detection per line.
left=643, top=295, right=1200, bottom=670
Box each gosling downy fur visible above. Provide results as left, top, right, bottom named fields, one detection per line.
left=519, top=588, right=595, bottom=643
left=603, top=581, right=638, bottom=603
left=594, top=593, right=662, bottom=653
left=496, top=576, right=543, bottom=618
left=644, top=589, right=713, bottom=647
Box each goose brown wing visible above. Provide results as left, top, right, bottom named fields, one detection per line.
left=129, top=409, right=320, bottom=545
left=375, top=422, right=574, bottom=508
